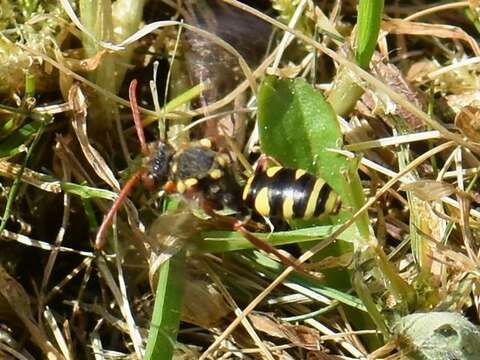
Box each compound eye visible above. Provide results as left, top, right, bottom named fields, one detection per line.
left=150, top=142, right=174, bottom=183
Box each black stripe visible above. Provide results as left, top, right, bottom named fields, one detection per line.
left=292, top=172, right=317, bottom=218
left=313, top=184, right=331, bottom=217
left=245, top=167, right=334, bottom=219
left=244, top=171, right=269, bottom=212
left=267, top=168, right=295, bottom=218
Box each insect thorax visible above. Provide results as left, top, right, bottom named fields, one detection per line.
left=172, top=146, right=219, bottom=181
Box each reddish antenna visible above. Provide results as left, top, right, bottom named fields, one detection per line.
left=95, top=79, right=149, bottom=250
left=128, top=79, right=149, bottom=157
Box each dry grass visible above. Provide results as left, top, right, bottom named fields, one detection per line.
left=1, top=0, right=480, bottom=359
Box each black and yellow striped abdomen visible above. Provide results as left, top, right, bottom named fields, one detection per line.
left=242, top=167, right=341, bottom=220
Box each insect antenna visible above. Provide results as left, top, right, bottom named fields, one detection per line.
left=128, top=79, right=149, bottom=157
left=95, top=79, right=149, bottom=250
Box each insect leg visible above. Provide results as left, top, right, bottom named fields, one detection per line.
left=233, top=220, right=314, bottom=276
left=255, top=154, right=282, bottom=172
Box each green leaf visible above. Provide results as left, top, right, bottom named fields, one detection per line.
left=258, top=76, right=345, bottom=195
left=60, top=182, right=117, bottom=200
left=0, top=121, right=41, bottom=158
left=144, top=251, right=186, bottom=360
left=327, top=0, right=384, bottom=116
left=198, top=224, right=356, bottom=253
left=356, top=0, right=384, bottom=69
left=0, top=120, right=46, bottom=235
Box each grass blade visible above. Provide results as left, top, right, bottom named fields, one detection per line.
left=144, top=250, right=186, bottom=360
left=356, top=0, right=384, bottom=69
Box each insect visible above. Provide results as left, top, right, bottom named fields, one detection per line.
left=95, top=79, right=246, bottom=250
left=95, top=80, right=341, bottom=272
left=148, top=138, right=244, bottom=215
left=243, top=166, right=341, bottom=221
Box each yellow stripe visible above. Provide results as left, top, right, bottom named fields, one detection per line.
left=254, top=187, right=270, bottom=216
left=209, top=169, right=223, bottom=179
left=176, top=180, right=186, bottom=193
left=295, top=169, right=307, bottom=180
left=304, top=178, right=325, bottom=218
left=325, top=191, right=340, bottom=214
left=282, top=195, right=294, bottom=219
left=266, top=166, right=282, bottom=177
left=199, top=138, right=212, bottom=148
left=184, top=178, right=198, bottom=188
left=215, top=154, right=228, bottom=167
left=242, top=176, right=255, bottom=201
